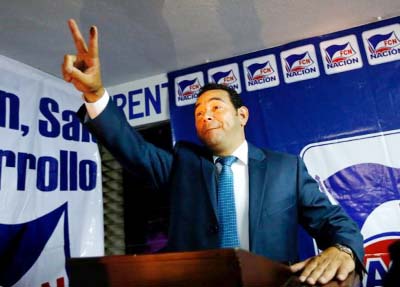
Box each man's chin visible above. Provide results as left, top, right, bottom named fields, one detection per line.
left=200, top=137, right=224, bottom=150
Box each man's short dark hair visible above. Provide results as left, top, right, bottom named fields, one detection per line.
left=197, top=83, right=244, bottom=109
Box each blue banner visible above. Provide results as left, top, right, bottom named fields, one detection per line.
left=168, top=16, right=400, bottom=287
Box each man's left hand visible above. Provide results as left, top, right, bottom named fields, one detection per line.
left=289, top=246, right=355, bottom=285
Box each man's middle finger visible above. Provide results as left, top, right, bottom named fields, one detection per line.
left=300, top=256, right=328, bottom=282
left=305, top=259, right=335, bottom=285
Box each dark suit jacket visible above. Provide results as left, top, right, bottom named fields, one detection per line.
left=78, top=99, right=364, bottom=264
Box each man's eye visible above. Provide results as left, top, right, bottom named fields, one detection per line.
left=196, top=112, right=203, bottom=117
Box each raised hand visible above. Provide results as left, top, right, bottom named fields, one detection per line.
left=62, top=19, right=104, bottom=102
left=290, top=246, right=356, bottom=285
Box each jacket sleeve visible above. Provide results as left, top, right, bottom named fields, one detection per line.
left=77, top=99, right=173, bottom=190
left=296, top=157, right=365, bottom=266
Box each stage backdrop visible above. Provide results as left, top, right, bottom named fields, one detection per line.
left=0, top=55, right=103, bottom=287
left=167, top=16, right=400, bottom=287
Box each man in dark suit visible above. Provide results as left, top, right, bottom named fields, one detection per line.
left=62, top=19, right=364, bottom=285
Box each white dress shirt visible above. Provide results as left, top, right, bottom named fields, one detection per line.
left=84, top=90, right=110, bottom=119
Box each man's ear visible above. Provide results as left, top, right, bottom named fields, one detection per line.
left=238, top=106, right=249, bottom=127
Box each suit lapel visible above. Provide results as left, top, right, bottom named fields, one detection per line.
left=200, top=154, right=218, bottom=218
left=248, top=144, right=269, bottom=250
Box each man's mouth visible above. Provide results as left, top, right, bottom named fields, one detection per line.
left=204, top=126, right=219, bottom=132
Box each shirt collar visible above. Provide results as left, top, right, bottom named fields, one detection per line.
left=213, top=140, right=248, bottom=165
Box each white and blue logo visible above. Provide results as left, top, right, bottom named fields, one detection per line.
left=280, top=45, right=320, bottom=83
left=320, top=35, right=363, bottom=75
left=208, top=63, right=242, bottom=93
left=175, top=72, right=204, bottom=107
left=301, top=130, right=400, bottom=287
left=362, top=24, right=400, bottom=65
left=0, top=203, right=70, bottom=287
left=243, top=55, right=280, bottom=91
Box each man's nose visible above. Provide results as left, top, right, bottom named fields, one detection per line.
left=203, top=110, right=213, bottom=121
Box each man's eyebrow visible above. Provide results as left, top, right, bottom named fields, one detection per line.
left=194, top=97, right=226, bottom=109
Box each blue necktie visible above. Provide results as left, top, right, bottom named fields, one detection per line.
left=217, top=156, right=240, bottom=248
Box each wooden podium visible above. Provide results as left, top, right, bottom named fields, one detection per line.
left=67, top=249, right=359, bottom=287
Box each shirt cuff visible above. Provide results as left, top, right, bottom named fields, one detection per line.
left=84, top=90, right=110, bottom=119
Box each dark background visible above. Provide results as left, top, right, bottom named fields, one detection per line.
left=123, top=122, right=172, bottom=254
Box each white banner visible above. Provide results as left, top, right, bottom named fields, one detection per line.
left=0, top=55, right=104, bottom=287
left=108, top=74, right=169, bottom=127
left=301, top=130, right=400, bottom=286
